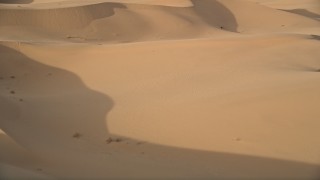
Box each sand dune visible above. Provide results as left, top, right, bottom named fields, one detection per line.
left=0, top=0, right=319, bottom=42
left=0, top=0, right=33, bottom=4
left=0, top=1, right=230, bottom=42
left=1, top=0, right=320, bottom=179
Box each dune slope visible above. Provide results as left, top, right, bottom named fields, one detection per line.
left=0, top=0, right=319, bottom=42
left=0, top=0, right=320, bottom=179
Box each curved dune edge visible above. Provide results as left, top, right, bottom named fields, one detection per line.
left=0, top=0, right=194, bottom=8
left=0, top=0, right=319, bottom=43
left=0, top=1, right=237, bottom=43
left=1, top=34, right=320, bottom=179
left=1, top=0, right=320, bottom=179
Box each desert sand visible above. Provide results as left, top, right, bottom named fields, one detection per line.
left=0, top=0, right=320, bottom=179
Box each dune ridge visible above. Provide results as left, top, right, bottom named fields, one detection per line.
left=1, top=0, right=320, bottom=179
left=0, top=0, right=319, bottom=43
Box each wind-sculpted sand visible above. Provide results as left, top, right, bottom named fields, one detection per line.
left=0, top=0, right=320, bottom=179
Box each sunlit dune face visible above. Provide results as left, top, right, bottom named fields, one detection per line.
left=0, top=0, right=319, bottom=179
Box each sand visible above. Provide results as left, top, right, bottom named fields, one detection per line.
left=0, top=0, right=320, bottom=179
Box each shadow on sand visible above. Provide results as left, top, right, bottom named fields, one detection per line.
left=0, top=2, right=126, bottom=30
left=0, top=44, right=113, bottom=150
left=0, top=0, right=33, bottom=4
left=310, top=35, right=320, bottom=41
left=191, top=0, right=238, bottom=32
left=282, top=9, right=320, bottom=20
left=0, top=132, right=49, bottom=179
left=0, top=0, right=237, bottom=39
left=0, top=45, right=319, bottom=179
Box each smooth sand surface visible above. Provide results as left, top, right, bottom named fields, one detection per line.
left=1, top=0, right=320, bottom=179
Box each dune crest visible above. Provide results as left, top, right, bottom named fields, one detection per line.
left=0, top=0, right=319, bottom=43
left=1, top=0, right=320, bottom=179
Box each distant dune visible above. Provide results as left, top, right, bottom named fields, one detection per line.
left=0, top=0, right=318, bottom=42
left=1, top=0, right=320, bottom=179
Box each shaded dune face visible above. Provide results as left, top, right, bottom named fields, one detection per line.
left=0, top=0, right=319, bottom=178
left=191, top=0, right=237, bottom=31
left=0, top=3, right=126, bottom=31
left=0, top=0, right=318, bottom=43
left=282, top=9, right=320, bottom=20
left=0, top=0, right=33, bottom=4
left=0, top=44, right=113, bottom=151
left=0, top=0, right=238, bottom=42
left=0, top=45, right=320, bottom=179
